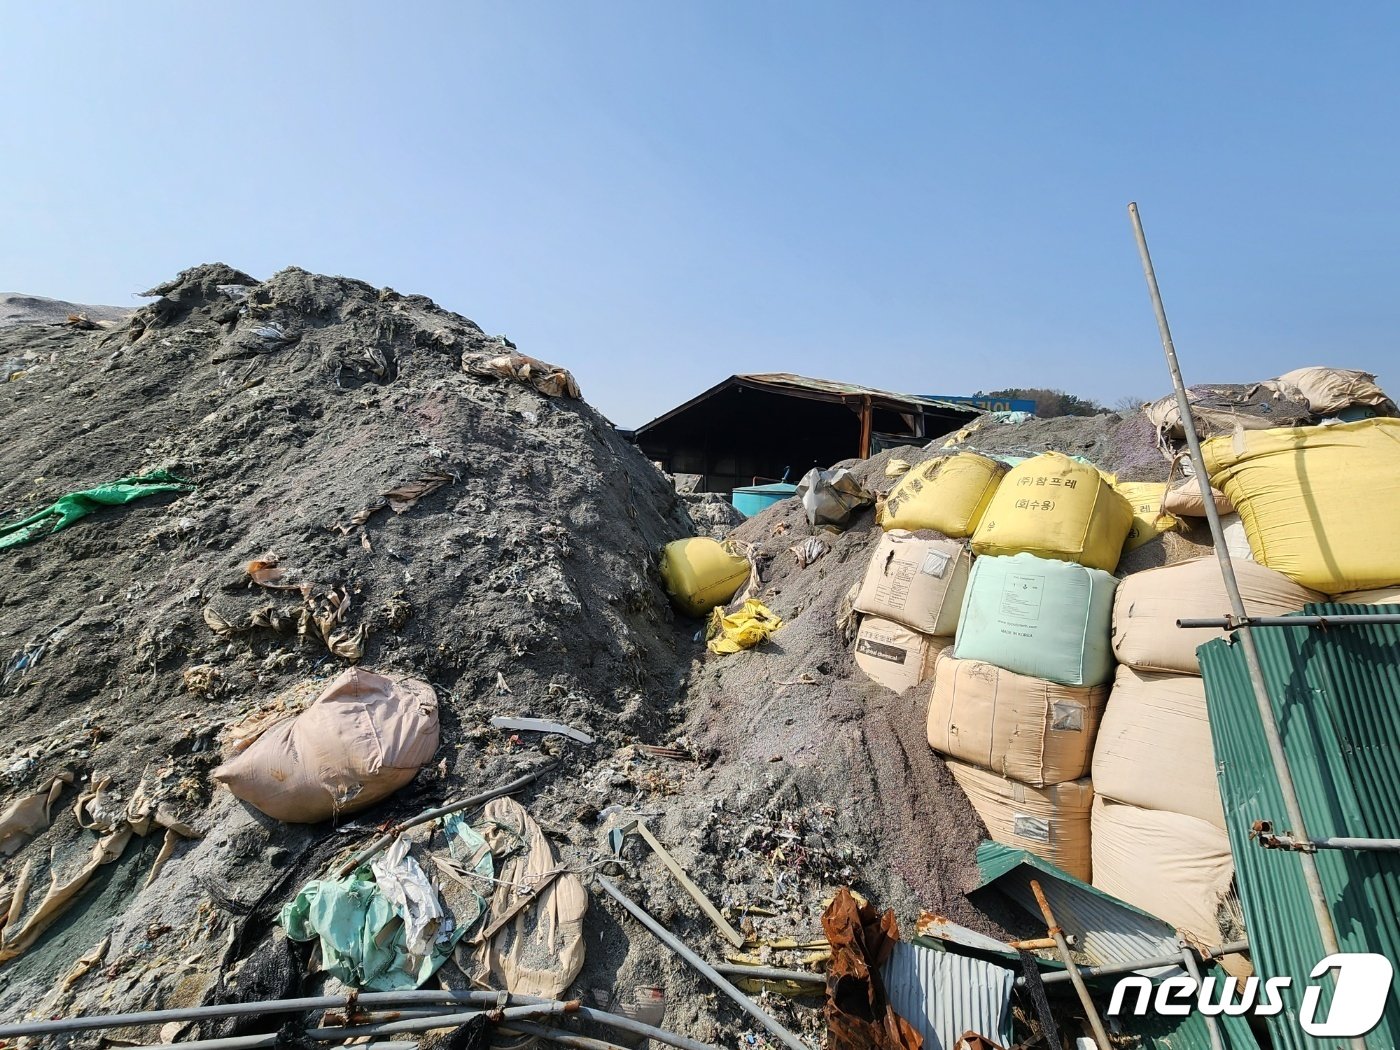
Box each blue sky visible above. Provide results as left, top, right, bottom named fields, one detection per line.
left=3, top=3, right=1397, bottom=427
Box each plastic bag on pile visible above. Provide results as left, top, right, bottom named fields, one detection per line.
left=1144, top=382, right=1312, bottom=452
left=1277, top=366, right=1396, bottom=417
left=214, top=668, right=439, bottom=822
left=796, top=466, right=871, bottom=529
left=280, top=857, right=462, bottom=991
left=0, top=471, right=194, bottom=550
left=706, top=599, right=782, bottom=654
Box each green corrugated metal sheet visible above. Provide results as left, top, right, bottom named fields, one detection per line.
left=1199, top=603, right=1400, bottom=1050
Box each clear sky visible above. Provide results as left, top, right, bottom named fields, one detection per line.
left=3, top=3, right=1397, bottom=427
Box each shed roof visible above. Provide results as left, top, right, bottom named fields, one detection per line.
left=634, top=372, right=977, bottom=435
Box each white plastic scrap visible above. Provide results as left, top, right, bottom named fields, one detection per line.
left=370, top=836, right=446, bottom=961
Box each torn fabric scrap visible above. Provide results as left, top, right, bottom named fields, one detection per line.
left=706, top=599, right=783, bottom=655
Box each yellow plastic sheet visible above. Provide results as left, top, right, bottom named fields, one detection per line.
left=706, top=600, right=783, bottom=654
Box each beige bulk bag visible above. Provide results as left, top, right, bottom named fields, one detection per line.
left=927, top=654, right=1107, bottom=787
left=971, top=452, right=1133, bottom=572
left=1335, top=587, right=1400, bottom=605
left=853, top=617, right=951, bottom=693
left=1111, top=557, right=1321, bottom=675
left=659, top=537, right=750, bottom=617
left=214, top=668, right=439, bottom=823
left=1202, top=418, right=1400, bottom=593
left=1277, top=366, right=1396, bottom=416
left=1161, top=478, right=1234, bottom=518
left=882, top=453, right=1007, bottom=537
left=854, top=531, right=972, bottom=636
left=1091, top=798, right=1238, bottom=955
left=947, top=760, right=1093, bottom=880
left=1092, top=666, right=1224, bottom=828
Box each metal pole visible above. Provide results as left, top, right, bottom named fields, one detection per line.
left=0, top=990, right=716, bottom=1050
left=1178, top=613, right=1400, bottom=630
left=305, top=1003, right=563, bottom=1039
left=713, top=963, right=825, bottom=984
left=333, top=761, right=555, bottom=877
left=1030, top=879, right=1112, bottom=1050
left=1019, top=940, right=1250, bottom=987
left=595, top=876, right=809, bottom=1050
left=498, top=1020, right=631, bottom=1050
left=1127, top=203, right=1347, bottom=969
left=1180, top=942, right=1225, bottom=1050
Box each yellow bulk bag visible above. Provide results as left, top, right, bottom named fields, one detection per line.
left=1201, top=418, right=1400, bottom=593
left=1336, top=587, right=1400, bottom=605
left=1112, top=481, right=1180, bottom=553
left=927, top=653, right=1108, bottom=787
left=882, top=453, right=1007, bottom=537
left=659, top=537, right=749, bottom=617
left=947, top=760, right=1093, bottom=881
left=971, top=452, right=1133, bottom=572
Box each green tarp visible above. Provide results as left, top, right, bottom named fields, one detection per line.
left=0, top=471, right=194, bottom=550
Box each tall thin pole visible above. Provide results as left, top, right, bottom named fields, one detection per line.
left=1126, top=202, right=1349, bottom=976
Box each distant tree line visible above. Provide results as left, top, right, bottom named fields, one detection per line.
left=980, top=388, right=1107, bottom=418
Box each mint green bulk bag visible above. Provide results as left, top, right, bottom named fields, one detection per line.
left=953, top=553, right=1118, bottom=687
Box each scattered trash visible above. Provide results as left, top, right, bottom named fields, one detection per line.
left=822, top=887, right=921, bottom=1050
left=706, top=599, right=783, bottom=655
left=0, top=471, right=194, bottom=550
left=790, top=536, right=828, bottom=568
left=796, top=466, right=872, bottom=530
left=466, top=350, right=581, bottom=398
left=0, top=771, right=72, bottom=856
left=489, top=716, right=593, bottom=745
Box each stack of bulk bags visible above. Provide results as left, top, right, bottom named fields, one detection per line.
left=882, top=453, right=1007, bottom=536
left=1201, top=417, right=1400, bottom=594
left=932, top=552, right=1117, bottom=880
left=1092, top=557, right=1320, bottom=953
left=851, top=530, right=972, bottom=692
left=971, top=452, right=1134, bottom=572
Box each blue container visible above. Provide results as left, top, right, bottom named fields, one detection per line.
left=731, top=483, right=798, bottom=518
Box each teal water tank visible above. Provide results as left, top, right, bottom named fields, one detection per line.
left=731, top=483, right=799, bottom=518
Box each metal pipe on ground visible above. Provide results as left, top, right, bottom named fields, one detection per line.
left=595, top=875, right=809, bottom=1050
left=1180, top=943, right=1226, bottom=1050
left=1020, top=940, right=1251, bottom=987
left=0, top=990, right=713, bottom=1050
left=333, top=761, right=556, bottom=877
left=1127, top=206, right=1354, bottom=1025
left=713, top=963, right=825, bottom=984
left=499, top=1020, right=632, bottom=1050
left=305, top=1003, right=569, bottom=1039
left=1030, top=879, right=1111, bottom=1050
left=1177, top=614, right=1400, bottom=630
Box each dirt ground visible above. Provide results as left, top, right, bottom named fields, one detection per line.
left=0, top=264, right=1204, bottom=1046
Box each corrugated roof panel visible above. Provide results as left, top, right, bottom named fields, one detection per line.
left=973, top=843, right=1183, bottom=976
left=736, top=372, right=977, bottom=414
left=1199, top=602, right=1400, bottom=1050
left=881, top=941, right=1014, bottom=1050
